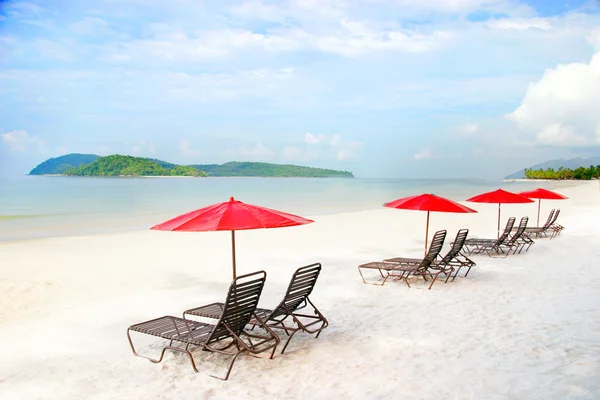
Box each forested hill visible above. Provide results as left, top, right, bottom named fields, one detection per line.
left=61, top=155, right=206, bottom=177
left=190, top=162, right=354, bottom=177
left=29, top=154, right=354, bottom=177
left=29, top=154, right=100, bottom=175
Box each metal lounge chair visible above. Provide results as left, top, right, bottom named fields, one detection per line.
left=549, top=209, right=564, bottom=239
left=441, top=228, right=476, bottom=280
left=358, top=230, right=448, bottom=289
left=183, top=263, right=328, bottom=354
left=502, top=216, right=529, bottom=255
left=127, top=271, right=280, bottom=380
left=462, top=217, right=516, bottom=256
left=511, top=217, right=535, bottom=253
left=524, top=209, right=555, bottom=238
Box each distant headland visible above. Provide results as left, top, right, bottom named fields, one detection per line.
left=29, top=154, right=354, bottom=178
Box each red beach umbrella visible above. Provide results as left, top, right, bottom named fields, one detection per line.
left=466, top=189, right=534, bottom=238
left=518, top=188, right=568, bottom=227
left=384, top=193, right=478, bottom=255
left=151, top=197, right=314, bottom=279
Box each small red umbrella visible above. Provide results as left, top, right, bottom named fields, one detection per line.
left=384, top=193, right=477, bottom=255
left=518, top=188, right=568, bottom=227
left=151, top=197, right=314, bottom=279
left=466, top=189, right=534, bottom=238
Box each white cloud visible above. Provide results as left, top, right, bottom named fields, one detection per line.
left=34, top=39, right=73, bottom=61
left=414, top=148, right=435, bottom=160
left=132, top=140, right=156, bottom=155
left=316, top=19, right=457, bottom=56
left=288, top=133, right=363, bottom=160
left=336, top=141, right=363, bottom=160
left=304, top=132, right=325, bottom=144
left=329, top=134, right=342, bottom=146
left=69, top=17, right=110, bottom=35
left=488, top=17, right=551, bottom=31
left=227, top=142, right=276, bottom=160
left=56, top=144, right=69, bottom=155
left=507, top=32, right=600, bottom=146
left=179, top=139, right=200, bottom=158
left=282, top=145, right=320, bottom=161
left=456, top=122, right=480, bottom=136
left=1, top=130, right=45, bottom=152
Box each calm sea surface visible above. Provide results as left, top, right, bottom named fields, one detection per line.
left=0, top=176, right=573, bottom=242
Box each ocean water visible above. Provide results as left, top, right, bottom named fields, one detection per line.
left=0, top=175, right=572, bottom=242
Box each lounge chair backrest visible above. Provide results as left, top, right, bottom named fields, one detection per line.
left=496, top=217, right=516, bottom=245
left=207, top=270, right=267, bottom=344
left=268, top=263, right=321, bottom=319
left=509, top=217, right=528, bottom=242
left=542, top=209, right=555, bottom=229
left=550, top=209, right=560, bottom=225
left=417, top=230, right=447, bottom=272
left=439, top=229, right=469, bottom=265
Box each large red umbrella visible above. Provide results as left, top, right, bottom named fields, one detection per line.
left=384, top=193, right=477, bottom=255
left=151, top=197, right=314, bottom=279
left=518, top=188, right=568, bottom=227
left=466, top=189, right=534, bottom=238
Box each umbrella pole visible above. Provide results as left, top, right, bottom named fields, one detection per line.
left=537, top=199, right=541, bottom=227
left=497, top=203, right=501, bottom=239
left=231, top=230, right=237, bottom=280
left=424, top=211, right=430, bottom=256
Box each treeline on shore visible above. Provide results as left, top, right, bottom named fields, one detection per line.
left=524, top=165, right=600, bottom=180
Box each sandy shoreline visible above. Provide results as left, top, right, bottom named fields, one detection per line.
left=1, top=181, right=600, bottom=399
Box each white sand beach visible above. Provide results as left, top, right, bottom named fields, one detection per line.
left=1, top=181, right=600, bottom=400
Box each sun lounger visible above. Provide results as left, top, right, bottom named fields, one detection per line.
left=503, top=216, right=530, bottom=255
left=511, top=217, right=535, bottom=253
left=127, top=271, right=280, bottom=380
left=184, top=263, right=328, bottom=354
left=462, top=217, right=516, bottom=257
left=358, top=230, right=449, bottom=289
left=524, top=209, right=555, bottom=238
left=441, top=228, right=476, bottom=279
left=549, top=209, right=564, bottom=238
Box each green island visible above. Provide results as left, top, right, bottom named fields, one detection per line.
left=29, top=154, right=354, bottom=178
left=525, top=165, right=600, bottom=180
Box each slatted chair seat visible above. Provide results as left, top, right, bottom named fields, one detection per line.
left=358, top=230, right=448, bottom=289
left=463, top=217, right=516, bottom=257
left=184, top=263, right=328, bottom=354
left=129, top=316, right=215, bottom=345
left=127, top=271, right=280, bottom=380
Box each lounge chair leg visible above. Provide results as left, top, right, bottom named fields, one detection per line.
left=211, top=350, right=246, bottom=381
left=280, top=330, right=301, bottom=354
left=427, top=273, right=438, bottom=290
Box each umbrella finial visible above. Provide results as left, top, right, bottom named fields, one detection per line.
left=229, top=196, right=235, bottom=202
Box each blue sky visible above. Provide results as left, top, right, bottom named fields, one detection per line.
left=1, top=0, right=600, bottom=178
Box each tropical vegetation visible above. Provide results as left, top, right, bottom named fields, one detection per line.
left=29, top=154, right=100, bottom=175
left=29, top=154, right=354, bottom=177
left=190, top=161, right=354, bottom=177
left=524, top=165, right=600, bottom=180
left=63, top=155, right=207, bottom=177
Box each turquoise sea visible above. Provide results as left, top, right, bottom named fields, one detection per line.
left=0, top=176, right=571, bottom=242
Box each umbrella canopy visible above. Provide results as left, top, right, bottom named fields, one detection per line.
left=384, top=193, right=477, bottom=255
left=466, top=189, right=534, bottom=238
left=151, top=197, right=314, bottom=279
left=518, top=188, right=568, bottom=227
